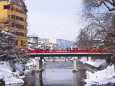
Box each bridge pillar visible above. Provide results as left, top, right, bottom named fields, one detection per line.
left=72, top=58, right=78, bottom=72
left=64, top=57, right=67, bottom=62
left=53, top=58, right=55, bottom=63
left=74, top=59, right=77, bottom=69
left=35, top=57, right=43, bottom=72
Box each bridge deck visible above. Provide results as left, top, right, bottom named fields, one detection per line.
left=28, top=53, right=113, bottom=57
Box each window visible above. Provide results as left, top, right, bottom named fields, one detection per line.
left=4, top=5, right=10, bottom=9
left=15, top=32, right=25, bottom=37
left=15, top=15, right=25, bottom=21
left=11, top=22, right=25, bottom=30
left=16, top=8, right=18, bottom=12
left=8, top=15, right=10, bottom=18
left=18, top=1, right=23, bottom=6
left=11, top=7, right=13, bottom=10
left=16, top=16, right=18, bottom=20
left=15, top=40, right=18, bottom=45
left=22, top=4, right=27, bottom=14
left=11, top=15, right=15, bottom=19
left=11, top=23, right=15, bottom=27
left=15, top=24, right=24, bottom=29
left=21, top=40, right=23, bottom=46
left=4, top=22, right=9, bottom=24
left=19, top=9, right=23, bottom=13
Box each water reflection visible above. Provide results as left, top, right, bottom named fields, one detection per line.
left=23, top=60, right=86, bottom=86
left=23, top=71, right=43, bottom=86
left=73, top=69, right=86, bottom=86
left=24, top=69, right=86, bottom=86
left=35, top=72, right=43, bottom=86
left=42, top=69, right=73, bottom=86
left=23, top=61, right=115, bottom=86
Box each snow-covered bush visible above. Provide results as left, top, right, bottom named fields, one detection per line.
left=0, top=23, right=29, bottom=63
left=0, top=61, right=24, bottom=85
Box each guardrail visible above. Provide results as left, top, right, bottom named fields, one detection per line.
left=23, top=49, right=114, bottom=54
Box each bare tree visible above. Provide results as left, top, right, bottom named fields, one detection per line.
left=82, top=0, right=115, bottom=64
left=0, top=22, right=28, bottom=64
left=76, top=29, right=92, bottom=49
left=83, top=0, right=115, bottom=12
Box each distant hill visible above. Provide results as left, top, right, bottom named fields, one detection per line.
left=56, top=39, right=74, bottom=49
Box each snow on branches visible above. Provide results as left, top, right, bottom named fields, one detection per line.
left=0, top=23, right=28, bottom=63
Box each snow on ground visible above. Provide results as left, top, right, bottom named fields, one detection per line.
left=80, top=58, right=115, bottom=86
left=0, top=61, right=24, bottom=85
left=85, top=65, right=115, bottom=86
left=24, top=58, right=37, bottom=75
left=25, top=58, right=36, bottom=69
left=80, top=57, right=106, bottom=67
left=15, top=63, right=25, bottom=75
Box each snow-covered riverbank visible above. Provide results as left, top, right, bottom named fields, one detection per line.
left=1, top=58, right=115, bottom=85
left=85, top=65, right=115, bottom=86
left=80, top=57, right=115, bottom=86
left=0, top=58, right=37, bottom=85
left=0, top=61, right=24, bottom=85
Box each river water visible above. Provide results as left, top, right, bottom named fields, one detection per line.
left=24, top=60, right=86, bottom=86
left=23, top=60, right=115, bottom=86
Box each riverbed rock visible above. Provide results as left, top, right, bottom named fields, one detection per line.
left=0, top=79, right=5, bottom=86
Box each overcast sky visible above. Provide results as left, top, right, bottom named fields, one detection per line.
left=25, top=0, right=83, bottom=41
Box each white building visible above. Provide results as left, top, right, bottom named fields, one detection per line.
left=28, top=35, right=39, bottom=49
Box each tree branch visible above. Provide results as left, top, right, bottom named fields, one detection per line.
left=103, top=1, right=115, bottom=11
left=105, top=0, right=115, bottom=6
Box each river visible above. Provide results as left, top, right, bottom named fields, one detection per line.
left=23, top=60, right=115, bottom=86
left=0, top=59, right=111, bottom=86
left=23, top=60, right=86, bottom=86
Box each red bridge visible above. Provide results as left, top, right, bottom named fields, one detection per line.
left=24, top=49, right=114, bottom=71
left=25, top=49, right=114, bottom=58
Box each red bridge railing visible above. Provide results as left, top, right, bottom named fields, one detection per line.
left=23, top=49, right=114, bottom=54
